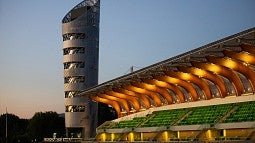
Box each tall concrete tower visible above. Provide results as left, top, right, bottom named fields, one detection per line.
left=62, top=0, right=100, bottom=138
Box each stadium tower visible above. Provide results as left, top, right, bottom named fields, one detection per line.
left=62, top=0, right=100, bottom=138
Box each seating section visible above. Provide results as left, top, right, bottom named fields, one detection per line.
left=98, top=101, right=255, bottom=130
left=177, top=104, right=233, bottom=125
left=111, top=116, right=147, bottom=129
left=223, top=101, right=255, bottom=123
left=97, top=121, right=113, bottom=130
left=141, top=108, right=189, bottom=127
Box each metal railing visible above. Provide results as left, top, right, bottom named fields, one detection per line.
left=43, top=138, right=82, bottom=142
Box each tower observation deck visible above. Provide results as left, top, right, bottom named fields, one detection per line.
left=62, top=0, right=100, bottom=138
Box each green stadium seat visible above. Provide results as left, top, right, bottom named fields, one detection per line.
left=223, top=101, right=255, bottom=123
left=98, top=101, right=255, bottom=130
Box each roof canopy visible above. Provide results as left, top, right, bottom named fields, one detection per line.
left=79, top=27, right=255, bottom=117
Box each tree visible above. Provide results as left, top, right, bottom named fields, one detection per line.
left=27, top=111, right=65, bottom=142
left=98, top=103, right=117, bottom=126
left=0, top=113, right=29, bottom=143
left=0, top=111, right=65, bottom=143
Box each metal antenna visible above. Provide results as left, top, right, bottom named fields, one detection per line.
left=130, top=66, right=134, bottom=73
left=6, top=107, right=7, bottom=143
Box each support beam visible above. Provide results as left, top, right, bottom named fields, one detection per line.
left=114, top=88, right=151, bottom=109
left=241, top=43, right=255, bottom=54
left=223, top=50, right=255, bottom=66
left=106, top=91, right=141, bottom=112
left=142, top=79, right=185, bottom=103
left=206, top=56, right=255, bottom=93
left=132, top=82, right=173, bottom=104
left=124, top=85, right=163, bottom=107
left=191, top=61, right=244, bottom=96
left=177, top=66, right=227, bottom=98
left=154, top=75, right=199, bottom=101
left=98, top=94, right=130, bottom=114
left=164, top=70, right=212, bottom=100
left=90, top=96, right=122, bottom=117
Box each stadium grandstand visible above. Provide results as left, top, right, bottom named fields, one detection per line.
left=44, top=27, right=255, bottom=143
left=78, top=27, right=255, bottom=142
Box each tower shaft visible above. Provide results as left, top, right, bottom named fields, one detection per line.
left=62, top=0, right=100, bottom=138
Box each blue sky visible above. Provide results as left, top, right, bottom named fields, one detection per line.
left=0, top=0, right=254, bottom=118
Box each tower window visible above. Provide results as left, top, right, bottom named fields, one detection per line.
left=62, top=33, right=87, bottom=41
left=64, top=76, right=85, bottom=83
left=65, top=91, right=80, bottom=98
left=63, top=47, right=85, bottom=55
left=66, top=105, right=85, bottom=112
left=64, top=62, right=85, bottom=69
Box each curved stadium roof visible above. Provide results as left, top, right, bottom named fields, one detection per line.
left=79, top=27, right=255, bottom=117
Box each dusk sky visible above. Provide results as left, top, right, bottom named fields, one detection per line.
left=0, top=0, right=255, bottom=119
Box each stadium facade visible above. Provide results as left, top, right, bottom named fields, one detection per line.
left=62, top=0, right=100, bottom=138
left=78, top=27, right=255, bottom=142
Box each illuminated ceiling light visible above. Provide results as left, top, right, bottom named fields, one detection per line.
left=164, top=76, right=179, bottom=83
left=140, top=107, right=146, bottom=111
left=154, top=80, right=168, bottom=87
left=121, top=109, right=127, bottom=114
left=150, top=104, right=155, bottom=108
left=223, top=59, right=237, bottom=69
left=144, top=84, right=156, bottom=90
left=181, top=73, right=190, bottom=80
left=243, top=62, right=248, bottom=66
left=239, top=53, right=254, bottom=64
left=130, top=108, right=136, bottom=113
left=132, top=86, right=146, bottom=93
left=194, top=68, right=206, bottom=77
left=209, top=64, right=221, bottom=73
left=162, top=102, right=168, bottom=106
